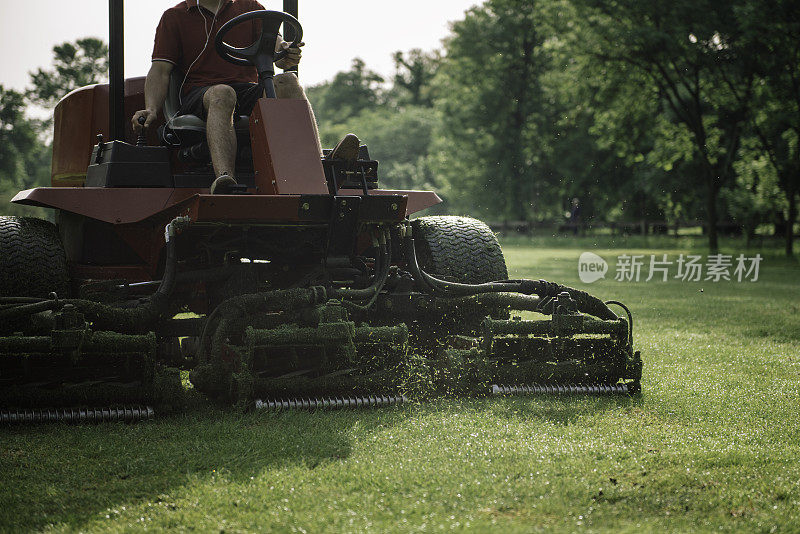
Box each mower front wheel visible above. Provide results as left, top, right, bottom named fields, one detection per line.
left=412, top=215, right=508, bottom=284
left=0, top=216, right=70, bottom=298
left=411, top=216, right=510, bottom=334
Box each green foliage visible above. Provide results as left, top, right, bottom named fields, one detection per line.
left=0, top=86, right=50, bottom=216
left=546, top=38, right=674, bottom=223
left=0, top=38, right=107, bottom=217
left=0, top=87, right=38, bottom=183
left=389, top=49, right=441, bottom=108
left=729, top=0, right=800, bottom=254
left=28, top=37, right=108, bottom=108
left=308, top=54, right=445, bottom=196
left=433, top=0, right=551, bottom=221
left=265, top=1, right=800, bottom=240
left=321, top=106, right=440, bottom=192
left=723, top=135, right=785, bottom=239
left=306, top=58, right=385, bottom=125
left=567, top=0, right=759, bottom=251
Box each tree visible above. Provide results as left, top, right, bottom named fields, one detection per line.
left=727, top=0, right=800, bottom=255
left=306, top=55, right=442, bottom=196
left=0, top=38, right=107, bottom=217
left=724, top=136, right=784, bottom=246
left=547, top=19, right=682, bottom=228
left=0, top=87, right=36, bottom=182
left=306, top=58, right=385, bottom=125
left=390, top=49, right=441, bottom=108
left=569, top=0, right=756, bottom=251
left=27, top=38, right=108, bottom=109
left=0, top=86, right=51, bottom=216
left=0, top=87, right=49, bottom=190
left=322, top=106, right=441, bottom=193
left=434, top=0, right=552, bottom=221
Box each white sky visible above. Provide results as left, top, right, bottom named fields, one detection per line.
left=0, top=0, right=481, bottom=92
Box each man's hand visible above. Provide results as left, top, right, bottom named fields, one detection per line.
left=275, top=40, right=304, bottom=70
left=132, top=109, right=158, bottom=132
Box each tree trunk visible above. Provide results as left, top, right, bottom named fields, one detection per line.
left=707, top=179, right=720, bottom=253
left=509, top=35, right=535, bottom=223
left=786, top=188, right=797, bottom=256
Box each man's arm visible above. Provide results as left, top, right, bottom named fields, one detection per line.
left=132, top=60, right=173, bottom=132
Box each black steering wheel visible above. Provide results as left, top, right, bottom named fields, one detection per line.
left=215, top=10, right=303, bottom=79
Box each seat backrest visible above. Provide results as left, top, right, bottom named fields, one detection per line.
left=161, top=70, right=207, bottom=133
left=163, top=69, right=184, bottom=123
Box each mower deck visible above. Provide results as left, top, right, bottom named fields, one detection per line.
left=0, top=3, right=643, bottom=423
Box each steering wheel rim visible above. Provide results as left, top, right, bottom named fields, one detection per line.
left=214, top=10, right=303, bottom=68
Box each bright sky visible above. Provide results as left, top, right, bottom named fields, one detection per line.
left=0, top=0, right=481, bottom=92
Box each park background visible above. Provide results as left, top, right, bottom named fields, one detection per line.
left=1, top=0, right=798, bottom=254
left=1, top=0, right=799, bottom=532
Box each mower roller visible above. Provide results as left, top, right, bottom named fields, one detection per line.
left=0, top=2, right=641, bottom=423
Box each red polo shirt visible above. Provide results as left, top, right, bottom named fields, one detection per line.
left=152, top=0, right=266, bottom=93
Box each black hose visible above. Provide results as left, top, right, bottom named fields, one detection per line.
left=605, top=300, right=634, bottom=347
left=357, top=257, right=392, bottom=311
left=467, top=292, right=542, bottom=311
left=334, top=236, right=393, bottom=312
left=331, top=244, right=387, bottom=300
left=404, top=234, right=524, bottom=295
left=0, top=217, right=189, bottom=330
left=151, top=229, right=177, bottom=309
left=0, top=297, right=47, bottom=304
left=403, top=234, right=435, bottom=293
left=403, top=234, right=618, bottom=321
left=330, top=230, right=392, bottom=308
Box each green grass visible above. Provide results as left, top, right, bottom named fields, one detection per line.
left=2, top=239, right=799, bottom=533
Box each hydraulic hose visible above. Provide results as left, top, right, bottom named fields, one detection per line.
left=403, top=233, right=618, bottom=321
left=120, top=264, right=239, bottom=292
left=151, top=216, right=190, bottom=308
left=330, top=229, right=392, bottom=309
left=0, top=216, right=191, bottom=330
left=605, top=300, right=634, bottom=347
left=0, top=300, right=61, bottom=319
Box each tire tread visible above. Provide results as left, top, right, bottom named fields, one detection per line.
left=0, top=216, right=70, bottom=298
left=412, top=216, right=508, bottom=284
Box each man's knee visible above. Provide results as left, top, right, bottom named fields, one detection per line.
left=203, top=84, right=237, bottom=113
left=275, top=73, right=306, bottom=99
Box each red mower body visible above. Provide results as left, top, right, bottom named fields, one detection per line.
left=12, top=80, right=442, bottom=287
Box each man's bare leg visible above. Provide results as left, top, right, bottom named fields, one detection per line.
left=274, top=72, right=323, bottom=156
left=203, top=84, right=238, bottom=180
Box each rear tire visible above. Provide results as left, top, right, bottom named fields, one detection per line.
left=412, top=216, right=508, bottom=283
left=0, top=216, right=70, bottom=298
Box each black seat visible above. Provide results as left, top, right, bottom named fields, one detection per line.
left=157, top=70, right=256, bottom=188
left=159, top=69, right=251, bottom=154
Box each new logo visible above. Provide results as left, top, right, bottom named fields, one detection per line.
left=578, top=252, right=608, bottom=283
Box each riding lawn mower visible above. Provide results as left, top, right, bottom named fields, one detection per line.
left=0, top=1, right=641, bottom=423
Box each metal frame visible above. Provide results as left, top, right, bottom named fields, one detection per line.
left=108, top=0, right=125, bottom=141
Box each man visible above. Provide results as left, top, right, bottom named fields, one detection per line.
left=132, top=0, right=357, bottom=193
left=569, top=197, right=581, bottom=235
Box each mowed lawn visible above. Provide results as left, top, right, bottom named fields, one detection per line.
left=1, top=237, right=799, bottom=533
